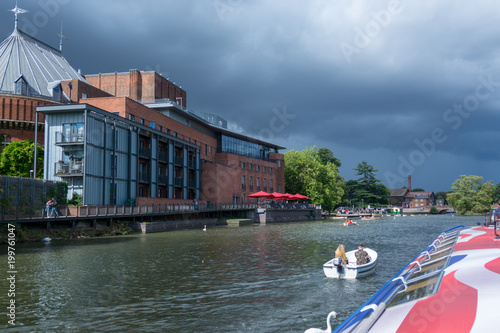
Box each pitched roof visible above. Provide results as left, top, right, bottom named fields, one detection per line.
left=389, top=188, right=409, bottom=197
left=0, top=28, right=86, bottom=99
left=405, top=191, right=435, bottom=199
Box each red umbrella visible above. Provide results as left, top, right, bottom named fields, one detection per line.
left=294, top=194, right=310, bottom=200
left=270, top=192, right=289, bottom=199
left=283, top=193, right=298, bottom=201
left=247, top=191, right=272, bottom=198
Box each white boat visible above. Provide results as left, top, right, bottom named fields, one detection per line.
left=323, top=248, right=378, bottom=279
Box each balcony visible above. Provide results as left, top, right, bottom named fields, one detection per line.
left=174, top=177, right=183, bottom=187
left=158, top=151, right=168, bottom=163
left=55, top=161, right=83, bottom=177
left=55, top=132, right=84, bottom=145
left=188, top=158, right=196, bottom=169
left=139, top=172, right=150, bottom=183
left=139, top=147, right=151, bottom=159
left=158, top=175, right=168, bottom=185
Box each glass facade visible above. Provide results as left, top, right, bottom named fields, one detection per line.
left=219, top=134, right=277, bottom=161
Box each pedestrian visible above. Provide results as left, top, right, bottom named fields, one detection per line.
left=45, top=198, right=52, bottom=218
left=49, top=197, right=59, bottom=218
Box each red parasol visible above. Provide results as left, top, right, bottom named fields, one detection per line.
left=247, top=191, right=272, bottom=198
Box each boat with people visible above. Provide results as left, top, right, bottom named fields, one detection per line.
left=342, top=220, right=358, bottom=226
left=323, top=247, right=378, bottom=279
left=322, top=217, right=500, bottom=332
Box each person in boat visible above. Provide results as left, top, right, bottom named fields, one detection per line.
left=494, top=201, right=500, bottom=221
left=335, top=244, right=348, bottom=265
left=355, top=244, right=370, bottom=265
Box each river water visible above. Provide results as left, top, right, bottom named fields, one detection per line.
left=0, top=214, right=483, bottom=332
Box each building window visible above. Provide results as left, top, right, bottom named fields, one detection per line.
left=52, top=84, right=62, bottom=101
left=62, top=123, right=84, bottom=143
left=158, top=125, right=162, bottom=132
left=257, top=178, right=260, bottom=191
left=140, top=118, right=144, bottom=125
left=242, top=175, right=246, bottom=191
left=270, top=179, right=273, bottom=192
left=278, top=160, right=281, bottom=168
left=241, top=162, right=245, bottom=170
left=249, top=176, right=253, bottom=191
left=129, top=114, right=135, bottom=121
left=149, top=122, right=156, bottom=129
left=256, top=165, right=259, bottom=172
left=270, top=168, right=273, bottom=175
left=249, top=163, right=252, bottom=171
left=263, top=166, right=266, bottom=174
left=219, top=134, right=276, bottom=161
left=82, top=92, right=88, bottom=99
left=263, top=178, right=267, bottom=191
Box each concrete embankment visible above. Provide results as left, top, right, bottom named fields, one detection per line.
left=131, top=208, right=322, bottom=233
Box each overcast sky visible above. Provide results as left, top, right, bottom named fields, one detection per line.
left=2, top=0, right=499, bottom=192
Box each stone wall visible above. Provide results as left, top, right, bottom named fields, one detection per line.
left=255, top=208, right=321, bottom=223
left=131, top=218, right=219, bottom=234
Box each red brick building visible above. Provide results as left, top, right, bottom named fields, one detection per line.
left=0, top=19, right=286, bottom=205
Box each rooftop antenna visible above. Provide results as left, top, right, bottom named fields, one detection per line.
left=57, top=21, right=68, bottom=52
left=10, top=0, right=28, bottom=29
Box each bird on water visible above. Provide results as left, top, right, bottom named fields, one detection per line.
left=304, top=311, right=337, bottom=333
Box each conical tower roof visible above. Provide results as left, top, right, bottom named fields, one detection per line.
left=0, top=27, right=87, bottom=99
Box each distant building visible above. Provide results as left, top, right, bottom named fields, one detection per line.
left=0, top=8, right=286, bottom=206
left=388, top=188, right=409, bottom=206
left=404, top=191, right=437, bottom=208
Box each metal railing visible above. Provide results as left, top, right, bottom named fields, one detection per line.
left=1, top=202, right=321, bottom=222
left=54, top=161, right=84, bottom=176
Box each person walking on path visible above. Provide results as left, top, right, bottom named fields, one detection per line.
left=48, top=197, right=59, bottom=218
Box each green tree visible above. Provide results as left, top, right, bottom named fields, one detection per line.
left=412, top=188, right=425, bottom=192
left=284, top=146, right=344, bottom=211
left=447, top=175, right=494, bottom=214
left=435, top=191, right=451, bottom=205
left=0, top=140, right=43, bottom=178
left=349, top=161, right=390, bottom=207
left=317, top=148, right=341, bottom=168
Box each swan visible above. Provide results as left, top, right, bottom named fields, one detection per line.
left=42, top=237, right=51, bottom=242
left=203, top=225, right=207, bottom=231
left=304, top=311, right=337, bottom=333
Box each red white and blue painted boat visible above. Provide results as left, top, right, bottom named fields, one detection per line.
left=330, top=219, right=500, bottom=333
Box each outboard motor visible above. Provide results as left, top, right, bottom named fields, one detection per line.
left=333, top=257, right=343, bottom=273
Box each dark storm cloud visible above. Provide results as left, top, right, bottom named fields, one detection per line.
left=1, top=0, right=499, bottom=191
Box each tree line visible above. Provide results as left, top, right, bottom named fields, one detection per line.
left=284, top=146, right=500, bottom=215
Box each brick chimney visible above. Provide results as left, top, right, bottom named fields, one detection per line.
left=408, top=175, right=412, bottom=192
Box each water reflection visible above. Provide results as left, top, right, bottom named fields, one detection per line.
left=0, top=215, right=480, bottom=332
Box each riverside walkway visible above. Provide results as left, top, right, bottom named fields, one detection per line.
left=1, top=202, right=321, bottom=230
